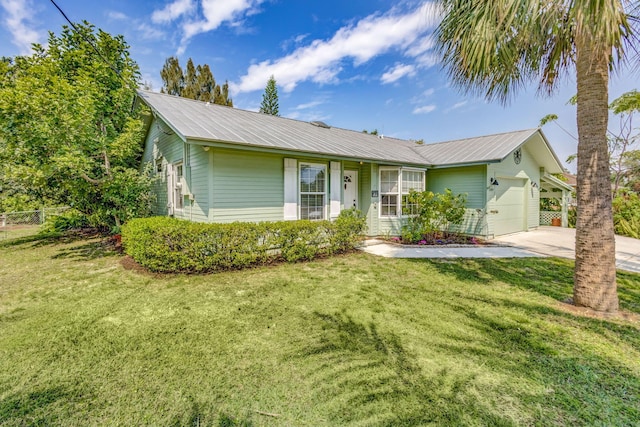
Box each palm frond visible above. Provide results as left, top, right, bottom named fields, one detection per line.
left=435, top=0, right=637, bottom=103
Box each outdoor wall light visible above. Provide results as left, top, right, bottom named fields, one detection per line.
left=203, top=146, right=210, bottom=152
left=490, top=177, right=499, bottom=186
left=532, top=182, right=539, bottom=188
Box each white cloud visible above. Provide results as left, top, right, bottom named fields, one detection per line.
left=381, top=63, right=416, bottom=84
left=405, top=35, right=435, bottom=57
left=294, top=100, right=324, bottom=110
left=151, top=0, right=195, bottom=24
left=0, top=0, right=42, bottom=54
left=287, top=110, right=331, bottom=122
left=106, top=10, right=128, bottom=21
left=150, top=0, right=266, bottom=54
left=415, top=52, right=439, bottom=68
left=281, top=33, right=309, bottom=51
left=233, top=2, right=440, bottom=94
left=138, top=22, right=165, bottom=40
left=445, top=100, right=468, bottom=113
left=179, top=0, right=265, bottom=53
left=413, top=104, right=436, bottom=114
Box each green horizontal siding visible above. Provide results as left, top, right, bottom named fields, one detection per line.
left=143, top=118, right=184, bottom=217
left=212, top=149, right=284, bottom=222
left=426, top=166, right=486, bottom=209
left=487, top=142, right=541, bottom=236
left=426, top=165, right=487, bottom=235
left=185, top=144, right=209, bottom=223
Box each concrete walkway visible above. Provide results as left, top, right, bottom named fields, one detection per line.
left=361, top=226, right=640, bottom=274
left=361, top=240, right=540, bottom=259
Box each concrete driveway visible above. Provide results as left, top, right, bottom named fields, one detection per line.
left=493, top=226, right=640, bottom=274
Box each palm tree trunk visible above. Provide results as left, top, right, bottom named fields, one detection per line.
left=574, top=35, right=618, bottom=312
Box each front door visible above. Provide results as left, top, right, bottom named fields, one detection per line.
left=343, top=170, right=358, bottom=210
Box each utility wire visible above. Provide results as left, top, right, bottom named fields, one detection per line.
left=48, top=0, right=137, bottom=91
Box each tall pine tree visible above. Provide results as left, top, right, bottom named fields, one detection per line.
left=159, top=56, right=183, bottom=96
left=181, top=58, right=198, bottom=99
left=259, top=75, right=279, bottom=116
left=159, top=57, right=232, bottom=107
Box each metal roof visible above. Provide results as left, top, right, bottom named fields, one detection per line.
left=414, top=129, right=540, bottom=166
left=137, top=90, right=564, bottom=171
left=137, top=90, right=427, bottom=165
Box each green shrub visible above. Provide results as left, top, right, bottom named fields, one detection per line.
left=613, top=192, right=640, bottom=238
left=331, top=208, right=367, bottom=251
left=401, top=189, right=467, bottom=243
left=121, top=212, right=367, bottom=273
left=40, top=210, right=90, bottom=233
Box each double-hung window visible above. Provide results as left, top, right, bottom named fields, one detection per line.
left=380, top=169, right=400, bottom=216
left=402, top=170, right=425, bottom=215
left=299, top=163, right=326, bottom=220
left=379, top=168, right=425, bottom=217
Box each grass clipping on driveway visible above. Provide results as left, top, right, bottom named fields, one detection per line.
left=0, top=233, right=639, bottom=426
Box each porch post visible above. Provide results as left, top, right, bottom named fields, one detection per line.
left=561, top=190, right=568, bottom=228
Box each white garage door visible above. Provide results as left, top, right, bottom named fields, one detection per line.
left=494, top=178, right=526, bottom=236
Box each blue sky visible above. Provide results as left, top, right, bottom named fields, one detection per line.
left=1, top=0, right=637, bottom=171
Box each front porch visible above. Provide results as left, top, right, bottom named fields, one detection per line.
left=539, top=173, right=573, bottom=227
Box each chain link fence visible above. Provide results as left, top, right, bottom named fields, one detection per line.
left=0, top=207, right=70, bottom=240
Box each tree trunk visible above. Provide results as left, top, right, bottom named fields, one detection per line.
left=574, top=35, right=618, bottom=312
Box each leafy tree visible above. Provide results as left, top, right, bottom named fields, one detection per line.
left=160, top=57, right=233, bottom=106
left=160, top=56, right=183, bottom=96
left=613, top=192, right=640, bottom=238
left=259, top=75, right=280, bottom=116
left=609, top=90, right=640, bottom=192
left=214, top=80, right=233, bottom=107
left=542, top=90, right=640, bottom=193
left=621, top=150, right=640, bottom=192
left=196, top=64, right=214, bottom=102
left=435, top=0, right=637, bottom=313
left=182, top=58, right=198, bottom=99
left=0, top=22, right=153, bottom=230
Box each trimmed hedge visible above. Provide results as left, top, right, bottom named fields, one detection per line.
left=121, top=209, right=366, bottom=273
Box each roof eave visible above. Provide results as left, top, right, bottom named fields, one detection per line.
left=136, top=91, right=188, bottom=143
left=542, top=173, right=574, bottom=192
left=428, top=159, right=500, bottom=169
left=186, top=138, right=429, bottom=167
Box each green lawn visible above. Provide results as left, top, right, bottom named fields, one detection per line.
left=1, top=233, right=639, bottom=426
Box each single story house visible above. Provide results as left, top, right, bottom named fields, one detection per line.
left=136, top=90, right=572, bottom=238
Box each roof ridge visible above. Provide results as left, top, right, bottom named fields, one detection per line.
left=421, top=128, right=538, bottom=147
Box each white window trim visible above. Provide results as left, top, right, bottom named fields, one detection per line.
left=174, top=161, right=184, bottom=212
left=155, top=157, right=164, bottom=175
left=299, top=162, right=327, bottom=221
left=379, top=167, right=426, bottom=218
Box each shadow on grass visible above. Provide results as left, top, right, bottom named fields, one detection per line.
left=303, top=259, right=640, bottom=426
left=431, top=298, right=640, bottom=425
left=0, top=386, right=86, bottom=424
left=303, top=311, right=513, bottom=426
left=418, top=257, right=640, bottom=314
left=50, top=239, right=119, bottom=261
left=0, top=231, right=67, bottom=248
left=168, top=399, right=254, bottom=427
left=422, top=257, right=640, bottom=364
left=0, top=229, right=119, bottom=261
